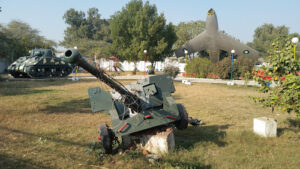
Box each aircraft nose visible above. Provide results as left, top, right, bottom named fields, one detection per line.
left=207, top=8, right=215, bottom=15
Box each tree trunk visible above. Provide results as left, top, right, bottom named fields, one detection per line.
left=148, top=61, right=155, bottom=74
left=132, top=60, right=137, bottom=75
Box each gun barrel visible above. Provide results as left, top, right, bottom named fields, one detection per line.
left=62, top=49, right=142, bottom=112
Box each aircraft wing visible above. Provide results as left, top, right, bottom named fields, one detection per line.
left=217, top=32, right=259, bottom=58
left=175, top=31, right=209, bottom=57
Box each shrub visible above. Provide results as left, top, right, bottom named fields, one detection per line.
left=243, top=71, right=251, bottom=86
left=213, top=57, right=239, bottom=79
left=186, top=57, right=212, bottom=78
left=251, top=37, right=300, bottom=118
left=163, top=65, right=180, bottom=78
left=235, top=57, right=255, bottom=78
left=206, top=73, right=220, bottom=79
left=212, top=56, right=255, bottom=79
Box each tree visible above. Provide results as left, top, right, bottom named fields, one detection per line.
left=0, top=24, right=11, bottom=59
left=86, top=8, right=110, bottom=41
left=110, top=0, right=177, bottom=69
left=174, top=20, right=205, bottom=49
left=61, top=8, right=111, bottom=57
left=0, top=21, right=56, bottom=61
left=248, top=24, right=300, bottom=57
left=62, top=8, right=87, bottom=43
left=72, top=39, right=111, bottom=59
left=252, top=37, right=300, bottom=118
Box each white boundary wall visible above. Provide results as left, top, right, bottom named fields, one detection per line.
left=96, top=58, right=185, bottom=73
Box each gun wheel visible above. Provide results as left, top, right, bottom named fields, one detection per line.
left=99, top=123, right=114, bottom=154
left=175, top=104, right=189, bottom=130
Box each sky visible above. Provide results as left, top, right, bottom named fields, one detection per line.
left=1, top=0, right=300, bottom=46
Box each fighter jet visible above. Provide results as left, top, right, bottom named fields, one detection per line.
left=175, top=8, right=259, bottom=63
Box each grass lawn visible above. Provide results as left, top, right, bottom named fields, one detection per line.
left=0, top=78, right=299, bottom=169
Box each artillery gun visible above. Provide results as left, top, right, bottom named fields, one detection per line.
left=62, top=49, right=191, bottom=153
left=8, top=49, right=73, bottom=78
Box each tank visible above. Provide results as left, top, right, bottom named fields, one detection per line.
left=7, top=49, right=73, bottom=78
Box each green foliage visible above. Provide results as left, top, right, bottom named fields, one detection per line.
left=0, top=21, right=57, bottom=61
left=184, top=56, right=255, bottom=79
left=213, top=57, right=238, bottom=79
left=110, top=0, right=177, bottom=64
left=213, top=57, right=255, bottom=79
left=174, top=20, right=205, bottom=49
left=243, top=71, right=251, bottom=86
left=252, top=37, right=300, bottom=118
left=248, top=24, right=300, bottom=57
left=235, top=57, right=256, bottom=78
left=62, top=8, right=110, bottom=43
left=61, top=8, right=111, bottom=58
left=266, top=38, right=299, bottom=76
left=163, top=65, right=180, bottom=78
left=186, top=57, right=212, bottom=78
left=0, top=25, right=11, bottom=59
left=279, top=75, right=300, bottom=117
left=66, top=39, right=111, bottom=59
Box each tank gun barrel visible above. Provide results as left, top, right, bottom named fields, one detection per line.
left=62, top=49, right=142, bottom=112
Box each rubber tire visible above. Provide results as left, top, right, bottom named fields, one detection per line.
left=11, top=73, right=19, bottom=78
left=121, top=135, right=131, bottom=150
left=175, top=104, right=189, bottom=130
left=99, top=123, right=113, bottom=154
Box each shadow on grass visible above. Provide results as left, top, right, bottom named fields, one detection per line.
left=286, top=118, right=300, bottom=128
left=2, top=78, right=73, bottom=87
left=0, top=152, right=54, bottom=169
left=277, top=127, right=300, bottom=137
left=0, top=79, right=74, bottom=97
left=41, top=98, right=92, bottom=114
left=0, top=126, right=89, bottom=147
left=175, top=124, right=230, bottom=149
left=160, top=159, right=211, bottom=169
left=0, top=88, right=55, bottom=96
left=277, top=118, right=300, bottom=137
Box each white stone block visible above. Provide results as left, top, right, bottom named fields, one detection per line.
left=140, top=127, right=175, bottom=154
left=253, top=117, right=277, bottom=137
left=227, top=81, right=235, bottom=86
left=182, top=79, right=192, bottom=85
left=72, top=76, right=79, bottom=81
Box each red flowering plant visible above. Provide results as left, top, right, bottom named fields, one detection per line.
left=252, top=37, right=300, bottom=118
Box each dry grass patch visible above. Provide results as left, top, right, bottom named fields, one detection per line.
left=0, top=79, right=299, bottom=169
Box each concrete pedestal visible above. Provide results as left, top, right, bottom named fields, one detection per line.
left=123, top=127, right=175, bottom=154
left=253, top=117, right=277, bottom=137
left=140, top=127, right=175, bottom=154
